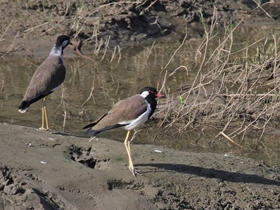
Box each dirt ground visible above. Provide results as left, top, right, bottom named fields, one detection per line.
left=0, top=123, right=279, bottom=210
left=1, top=1, right=280, bottom=210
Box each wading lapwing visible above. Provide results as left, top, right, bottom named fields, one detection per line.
left=18, top=35, right=71, bottom=130
left=83, top=87, right=163, bottom=176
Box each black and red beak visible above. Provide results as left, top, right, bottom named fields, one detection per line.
left=156, top=93, right=164, bottom=98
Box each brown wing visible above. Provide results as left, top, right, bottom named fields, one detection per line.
left=92, top=94, right=147, bottom=130
left=23, top=55, right=65, bottom=103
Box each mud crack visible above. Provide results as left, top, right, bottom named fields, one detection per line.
left=0, top=165, right=26, bottom=196
left=107, top=179, right=144, bottom=191
left=67, top=144, right=97, bottom=169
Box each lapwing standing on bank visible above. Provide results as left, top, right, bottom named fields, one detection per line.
left=83, top=87, right=163, bottom=176
left=18, top=35, right=72, bottom=130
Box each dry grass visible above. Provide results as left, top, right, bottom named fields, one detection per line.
left=1, top=1, right=279, bottom=146
left=158, top=8, right=280, bottom=146
left=0, top=0, right=153, bottom=57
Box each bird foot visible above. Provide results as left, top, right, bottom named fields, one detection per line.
left=129, top=166, right=142, bottom=177
left=132, top=169, right=142, bottom=177
left=38, top=127, right=50, bottom=131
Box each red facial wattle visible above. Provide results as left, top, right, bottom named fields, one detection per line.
left=156, top=93, right=163, bottom=98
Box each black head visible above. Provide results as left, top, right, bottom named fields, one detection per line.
left=140, top=87, right=163, bottom=119
left=55, top=35, right=71, bottom=50
left=140, top=87, right=163, bottom=99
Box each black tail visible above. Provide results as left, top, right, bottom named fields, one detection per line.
left=83, top=122, right=98, bottom=130
left=18, top=92, right=53, bottom=113
left=86, top=124, right=125, bottom=136
left=18, top=101, right=30, bottom=113
left=85, top=128, right=101, bottom=136
left=83, top=113, right=126, bottom=136
left=82, top=113, right=108, bottom=130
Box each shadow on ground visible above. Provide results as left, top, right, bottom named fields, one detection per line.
left=137, top=163, right=280, bottom=186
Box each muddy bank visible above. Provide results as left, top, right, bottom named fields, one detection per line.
left=1, top=1, right=280, bottom=209
left=0, top=123, right=279, bottom=209
left=0, top=0, right=280, bottom=57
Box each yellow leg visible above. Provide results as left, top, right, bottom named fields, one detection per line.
left=39, top=98, right=50, bottom=130
left=43, top=106, right=49, bottom=130
left=39, top=106, right=45, bottom=130
left=127, top=139, right=132, bottom=167
left=124, top=131, right=135, bottom=176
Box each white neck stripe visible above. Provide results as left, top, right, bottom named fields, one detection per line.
left=140, top=91, right=149, bottom=98
left=50, top=46, right=62, bottom=56
left=49, top=46, right=65, bottom=66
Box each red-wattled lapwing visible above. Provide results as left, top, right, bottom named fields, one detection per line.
left=18, top=35, right=71, bottom=130
left=83, top=87, right=163, bottom=176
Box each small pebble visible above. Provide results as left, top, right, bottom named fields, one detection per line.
left=154, top=149, right=162, bottom=153
left=26, top=143, right=33, bottom=147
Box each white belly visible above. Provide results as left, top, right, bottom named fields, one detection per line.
left=121, top=102, right=151, bottom=131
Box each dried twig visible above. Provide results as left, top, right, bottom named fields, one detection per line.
left=72, top=40, right=94, bottom=61
left=252, top=0, right=275, bottom=21
left=157, top=7, right=280, bottom=145
left=218, top=132, right=247, bottom=149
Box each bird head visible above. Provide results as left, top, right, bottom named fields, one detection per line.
left=140, top=87, right=164, bottom=99
left=55, top=35, right=72, bottom=50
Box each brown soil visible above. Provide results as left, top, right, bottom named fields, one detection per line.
left=1, top=1, right=280, bottom=210
left=0, top=123, right=279, bottom=210
left=1, top=0, right=279, bottom=57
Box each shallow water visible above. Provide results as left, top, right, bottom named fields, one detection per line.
left=1, top=26, right=280, bottom=167
left=0, top=43, right=191, bottom=133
